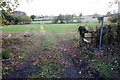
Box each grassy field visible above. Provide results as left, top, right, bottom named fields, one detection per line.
left=1, top=22, right=111, bottom=33
left=1, top=24, right=78, bottom=33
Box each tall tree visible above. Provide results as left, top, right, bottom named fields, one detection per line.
left=52, top=17, right=58, bottom=24
left=77, top=13, right=82, bottom=23
left=30, top=15, right=36, bottom=21
left=64, top=15, right=73, bottom=23
left=106, top=12, right=112, bottom=16
left=58, top=14, right=64, bottom=23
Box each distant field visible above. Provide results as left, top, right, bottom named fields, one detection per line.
left=31, top=21, right=52, bottom=24
left=32, top=16, right=109, bottom=24
left=81, top=17, right=109, bottom=23
left=31, top=17, right=53, bottom=24
left=34, top=17, right=53, bottom=21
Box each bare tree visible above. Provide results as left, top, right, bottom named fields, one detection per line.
left=0, top=0, right=33, bottom=13
left=109, top=0, right=120, bottom=8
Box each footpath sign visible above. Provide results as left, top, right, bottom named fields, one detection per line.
left=98, top=17, right=104, bottom=50
left=97, top=17, right=104, bottom=23
left=97, top=17, right=104, bottom=21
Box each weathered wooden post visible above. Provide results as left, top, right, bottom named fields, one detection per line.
left=78, top=26, right=89, bottom=47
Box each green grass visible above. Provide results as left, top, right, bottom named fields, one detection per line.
left=2, top=24, right=78, bottom=33
left=2, top=24, right=40, bottom=33
left=1, top=22, right=112, bottom=33
left=44, top=24, right=78, bottom=31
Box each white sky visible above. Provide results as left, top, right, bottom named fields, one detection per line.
left=16, top=0, right=118, bottom=16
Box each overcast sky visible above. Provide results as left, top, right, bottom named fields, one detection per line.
left=16, top=0, right=118, bottom=16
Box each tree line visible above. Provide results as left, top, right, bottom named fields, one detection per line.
left=52, top=14, right=82, bottom=24
left=1, top=10, right=31, bottom=25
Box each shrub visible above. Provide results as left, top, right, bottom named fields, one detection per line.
left=1, top=50, right=11, bottom=59
left=12, top=14, right=31, bottom=24
left=87, top=47, right=94, bottom=52
left=30, top=15, right=36, bottom=21
left=108, top=13, right=120, bottom=23
left=2, top=37, right=24, bottom=46
left=52, top=17, right=58, bottom=23
left=23, top=16, right=31, bottom=24
left=83, top=51, right=95, bottom=59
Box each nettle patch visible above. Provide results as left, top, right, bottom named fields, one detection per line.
left=88, top=59, right=119, bottom=78
left=74, top=45, right=120, bottom=78
left=2, top=36, right=33, bottom=75
left=1, top=50, right=11, bottom=59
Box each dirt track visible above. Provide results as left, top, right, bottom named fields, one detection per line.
left=2, top=31, right=102, bottom=79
